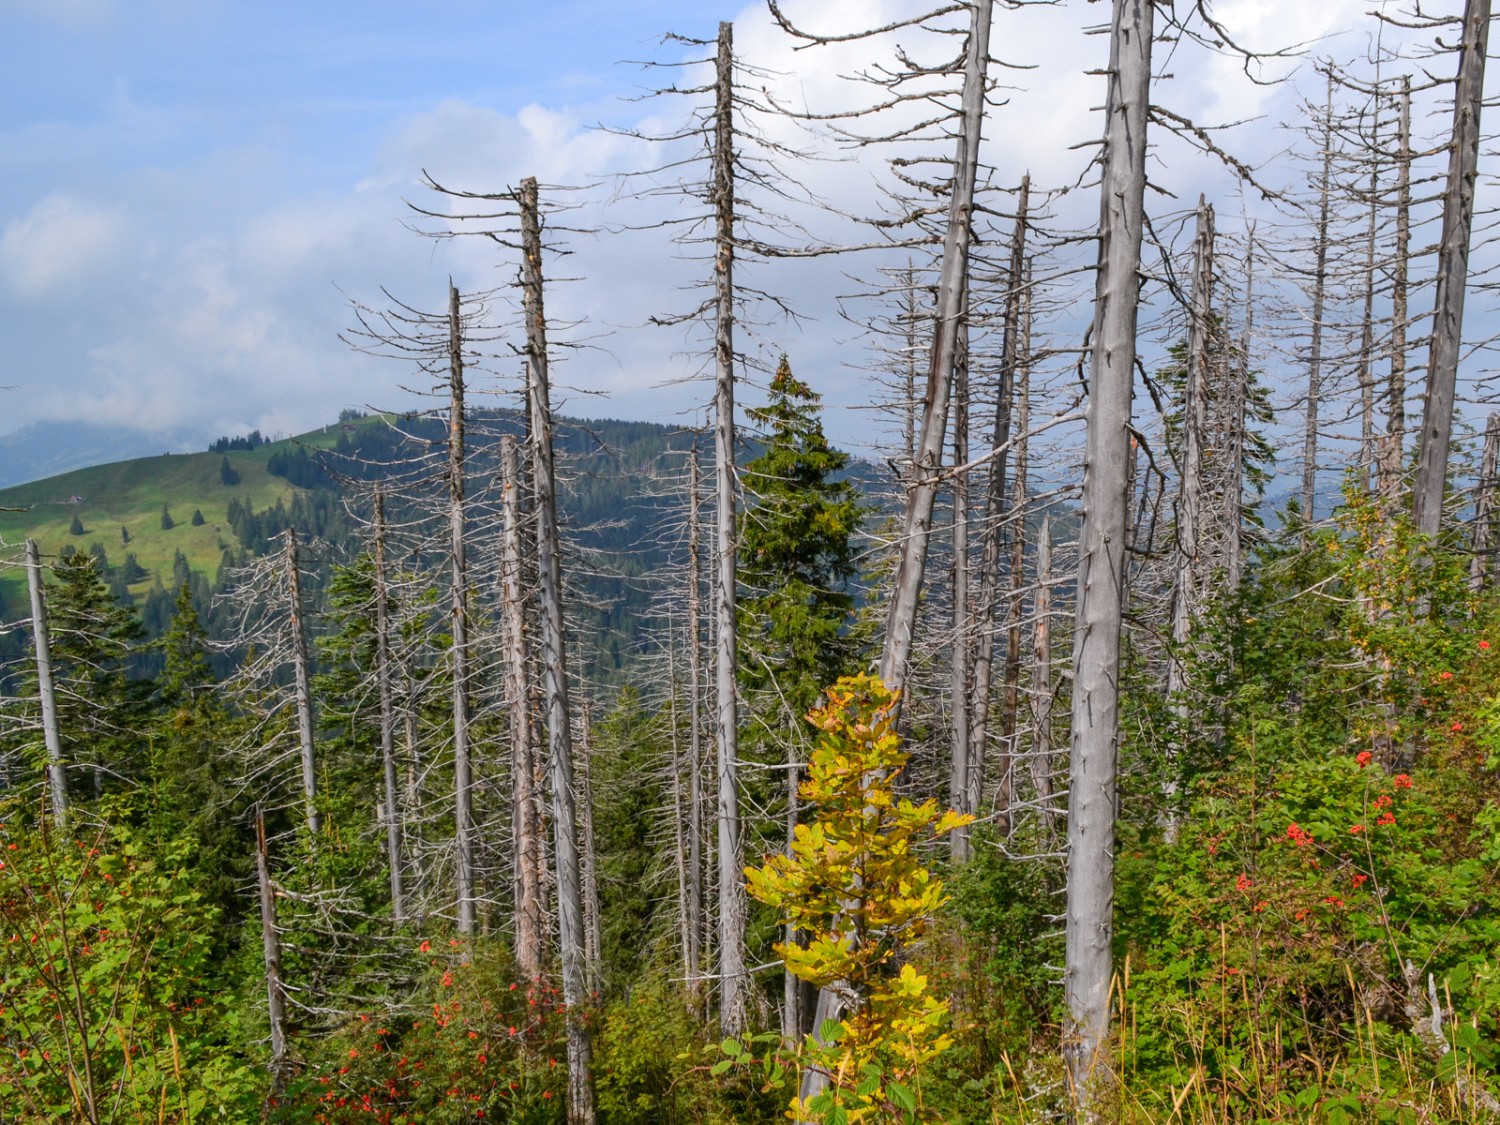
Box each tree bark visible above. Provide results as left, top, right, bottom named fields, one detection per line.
left=371, top=487, right=405, bottom=922
left=1226, top=232, right=1254, bottom=595
left=1301, top=76, right=1335, bottom=541
left=1471, top=414, right=1500, bottom=591
left=687, top=444, right=706, bottom=1007
left=666, top=651, right=694, bottom=988
left=948, top=318, right=972, bottom=859
left=1380, top=77, right=1412, bottom=502
left=578, top=701, right=603, bottom=994
left=710, top=20, right=749, bottom=1038
left=999, top=305, right=1030, bottom=842
left=25, top=539, right=66, bottom=828
left=519, top=175, right=595, bottom=1124
left=446, top=283, right=476, bottom=936
left=1031, top=515, right=1055, bottom=841
left=1065, top=0, right=1153, bottom=1110
left=501, top=435, right=546, bottom=982
left=1413, top=0, right=1490, bottom=540
left=1357, top=138, right=1380, bottom=493
left=1166, top=198, right=1214, bottom=835
left=878, top=0, right=993, bottom=698
left=803, top=3, right=993, bottom=1111
left=255, top=809, right=289, bottom=1095
left=285, top=527, right=320, bottom=840
left=963, top=175, right=1030, bottom=856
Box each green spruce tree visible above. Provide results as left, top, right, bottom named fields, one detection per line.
left=738, top=355, right=866, bottom=720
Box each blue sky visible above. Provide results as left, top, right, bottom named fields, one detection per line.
left=0, top=0, right=1441, bottom=462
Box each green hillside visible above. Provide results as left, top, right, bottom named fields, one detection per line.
left=0, top=418, right=367, bottom=614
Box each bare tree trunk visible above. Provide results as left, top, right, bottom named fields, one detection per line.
left=445, top=284, right=477, bottom=936
left=372, top=488, right=405, bottom=922
left=519, top=176, right=595, bottom=1125
left=1380, top=77, right=1412, bottom=502
left=1166, top=198, right=1214, bottom=835
left=1357, top=143, right=1380, bottom=492
left=802, top=4, right=994, bottom=1112
left=285, top=527, right=320, bottom=840
left=878, top=0, right=993, bottom=697
left=903, top=265, right=922, bottom=470
left=1301, top=76, right=1335, bottom=540
left=403, top=654, right=426, bottom=923
left=502, top=435, right=546, bottom=982
left=255, top=809, right=289, bottom=1095
left=578, top=702, right=603, bottom=995
left=1066, top=0, right=1153, bottom=1110
left=25, top=539, right=66, bottom=828
left=964, top=176, right=1030, bottom=857
left=999, top=310, right=1030, bottom=842
left=1031, top=515, right=1055, bottom=841
left=710, top=20, right=749, bottom=1039
left=687, top=445, right=705, bottom=1007
left=1226, top=232, right=1254, bottom=594
left=1413, top=0, right=1491, bottom=540
left=782, top=728, right=801, bottom=1039
left=948, top=321, right=972, bottom=859
left=667, top=653, right=694, bottom=987
left=1471, top=414, right=1500, bottom=591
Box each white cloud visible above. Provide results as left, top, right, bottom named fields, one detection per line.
left=0, top=193, right=131, bottom=298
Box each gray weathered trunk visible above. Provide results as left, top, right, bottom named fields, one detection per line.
left=285, top=527, right=320, bottom=840
left=25, top=539, right=66, bottom=828
left=711, top=20, right=749, bottom=1038
left=1357, top=144, right=1380, bottom=491
left=687, top=445, right=705, bottom=1004
left=502, top=435, right=546, bottom=982
left=1031, top=515, right=1055, bottom=840
left=1226, top=233, right=1254, bottom=594
left=963, top=175, right=1030, bottom=856
left=1471, top=414, right=1500, bottom=591
left=520, top=176, right=595, bottom=1124
left=802, top=2, right=993, bottom=1111
left=446, top=284, right=476, bottom=936
left=255, top=809, right=289, bottom=1093
left=1065, top=0, right=1153, bottom=1108
left=782, top=737, right=802, bottom=1039
left=878, top=0, right=993, bottom=696
left=999, top=299, right=1030, bottom=842
left=948, top=319, right=972, bottom=859
left=578, top=702, right=604, bottom=993
left=1301, top=77, right=1335, bottom=539
left=372, top=488, right=405, bottom=921
left=1413, top=0, right=1491, bottom=539
left=667, top=656, right=694, bottom=986
left=1380, top=77, right=1412, bottom=502
left=1165, top=198, right=1214, bottom=833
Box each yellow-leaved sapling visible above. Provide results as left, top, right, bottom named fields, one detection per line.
left=738, top=673, right=972, bottom=1123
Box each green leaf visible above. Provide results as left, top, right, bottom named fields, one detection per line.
left=720, top=1036, right=744, bottom=1058
left=819, top=1018, right=844, bottom=1043
left=710, top=1058, right=734, bottom=1076
left=1456, top=1024, right=1480, bottom=1049
left=888, top=1080, right=916, bottom=1112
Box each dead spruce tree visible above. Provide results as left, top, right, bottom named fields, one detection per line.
left=217, top=528, right=324, bottom=844
left=520, top=174, right=596, bottom=1124
left=613, top=17, right=835, bottom=1034
left=1411, top=0, right=1491, bottom=540
left=339, top=284, right=502, bottom=931
left=23, top=539, right=66, bottom=828
left=1066, top=0, right=1153, bottom=1107
left=500, top=434, right=547, bottom=983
